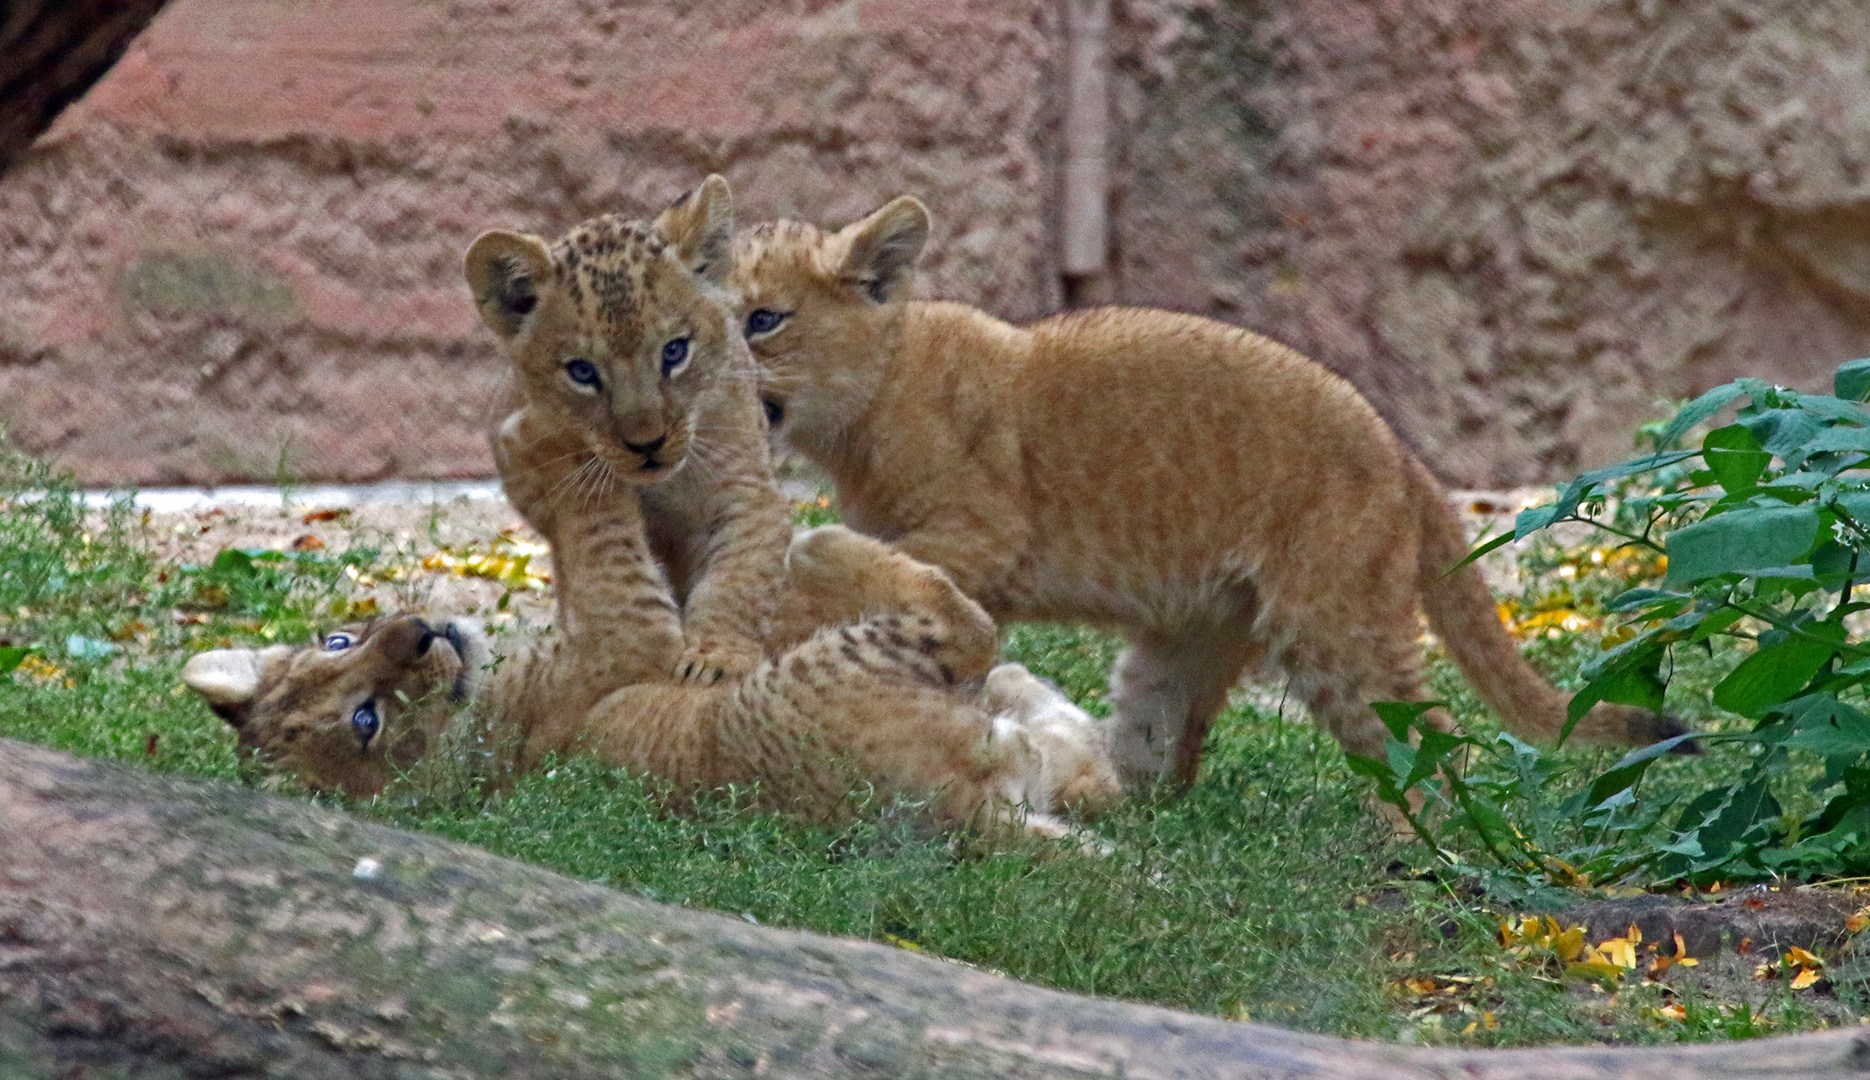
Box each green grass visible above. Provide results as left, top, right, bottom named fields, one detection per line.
left=0, top=446, right=1859, bottom=1047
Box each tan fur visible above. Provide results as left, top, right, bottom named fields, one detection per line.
left=466, top=177, right=792, bottom=683
left=182, top=201, right=1122, bottom=833
left=729, top=200, right=1684, bottom=790
left=179, top=442, right=1119, bottom=834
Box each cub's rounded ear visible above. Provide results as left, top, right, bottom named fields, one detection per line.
left=180, top=646, right=288, bottom=727
left=837, top=196, right=930, bottom=304
left=654, top=174, right=735, bottom=287
left=465, top=231, right=554, bottom=339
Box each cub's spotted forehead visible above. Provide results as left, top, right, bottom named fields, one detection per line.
left=549, top=215, right=675, bottom=325
left=731, top=219, right=846, bottom=292
left=733, top=220, right=826, bottom=265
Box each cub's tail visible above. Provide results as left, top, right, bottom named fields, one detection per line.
left=1406, top=457, right=1688, bottom=749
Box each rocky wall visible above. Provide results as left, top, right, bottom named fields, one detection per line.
left=9, top=0, right=1870, bottom=487
left=1116, top=0, right=1870, bottom=486
left=0, top=0, right=1058, bottom=485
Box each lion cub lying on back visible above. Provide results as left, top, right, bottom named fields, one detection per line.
left=730, top=199, right=1688, bottom=791
left=182, top=409, right=1120, bottom=836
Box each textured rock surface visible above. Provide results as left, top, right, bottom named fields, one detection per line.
left=9, top=0, right=1870, bottom=486
left=0, top=0, right=1058, bottom=485
left=8, top=736, right=1870, bottom=1078
left=1116, top=0, right=1870, bottom=486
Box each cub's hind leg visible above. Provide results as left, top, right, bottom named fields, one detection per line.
left=782, top=525, right=999, bottom=682
left=1272, top=583, right=1455, bottom=764
left=1107, top=586, right=1263, bottom=792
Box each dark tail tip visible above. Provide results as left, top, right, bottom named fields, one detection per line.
left=1638, top=711, right=1703, bottom=755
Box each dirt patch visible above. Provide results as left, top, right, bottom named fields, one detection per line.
left=136, top=494, right=559, bottom=631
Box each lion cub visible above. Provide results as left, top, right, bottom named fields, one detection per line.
left=465, top=176, right=791, bottom=684
left=181, top=406, right=1119, bottom=837
left=729, top=199, right=1687, bottom=790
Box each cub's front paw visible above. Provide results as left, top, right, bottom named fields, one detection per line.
left=671, top=638, right=764, bottom=685
left=493, top=407, right=592, bottom=532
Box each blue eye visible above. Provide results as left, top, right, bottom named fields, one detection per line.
left=351, top=700, right=380, bottom=747
left=323, top=633, right=354, bottom=651
left=745, top=309, right=788, bottom=337
left=660, top=337, right=690, bottom=375
left=565, top=359, right=601, bottom=388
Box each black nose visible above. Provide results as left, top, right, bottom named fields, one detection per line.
left=623, top=435, right=667, bottom=456
left=762, top=397, right=785, bottom=427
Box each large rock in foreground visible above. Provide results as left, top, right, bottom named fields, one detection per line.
left=2, top=737, right=1869, bottom=1078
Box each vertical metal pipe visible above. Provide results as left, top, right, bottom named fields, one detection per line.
left=1062, top=0, right=1110, bottom=284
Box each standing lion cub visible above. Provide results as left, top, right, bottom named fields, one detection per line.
left=729, top=199, right=1687, bottom=790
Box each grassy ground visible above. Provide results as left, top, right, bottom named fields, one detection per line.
left=0, top=447, right=1861, bottom=1047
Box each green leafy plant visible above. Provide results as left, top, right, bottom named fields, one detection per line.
left=1367, top=358, right=1870, bottom=883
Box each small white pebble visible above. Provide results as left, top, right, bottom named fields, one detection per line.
left=353, top=857, right=382, bottom=880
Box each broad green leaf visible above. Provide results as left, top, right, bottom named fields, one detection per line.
left=1584, top=734, right=1703, bottom=809
left=1794, top=393, right=1870, bottom=426
left=1604, top=587, right=1680, bottom=612
left=211, top=548, right=258, bottom=577
left=1737, top=565, right=1817, bottom=581
left=1712, top=626, right=1844, bottom=717
left=1455, top=529, right=1518, bottom=569
left=1702, top=424, right=1770, bottom=493
left=1369, top=700, right=1444, bottom=741
left=1686, top=781, right=1781, bottom=864
left=1836, top=490, right=1870, bottom=528
left=0, top=646, right=32, bottom=674
left=1744, top=408, right=1824, bottom=460
left=1566, top=644, right=1667, bottom=742
left=1659, top=383, right=1748, bottom=448
left=1837, top=357, right=1870, bottom=402
left=1690, top=606, right=1746, bottom=643
left=1512, top=452, right=1696, bottom=539
left=1777, top=694, right=1870, bottom=758
left=1664, top=504, right=1820, bottom=586
left=1513, top=504, right=1561, bottom=537
left=1812, top=540, right=1856, bottom=587
left=1805, top=427, right=1870, bottom=455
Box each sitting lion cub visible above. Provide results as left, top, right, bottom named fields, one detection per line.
left=180, top=409, right=1119, bottom=836
left=730, top=199, right=1689, bottom=791
left=466, top=175, right=793, bottom=685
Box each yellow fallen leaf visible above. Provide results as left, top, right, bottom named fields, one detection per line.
left=1673, top=932, right=1698, bottom=967
left=15, top=654, right=70, bottom=687
left=1482, top=1010, right=1496, bottom=1030
left=1787, top=946, right=1824, bottom=969
left=1567, top=960, right=1628, bottom=982
left=1792, top=967, right=1822, bottom=990
left=1655, top=1002, right=1687, bottom=1022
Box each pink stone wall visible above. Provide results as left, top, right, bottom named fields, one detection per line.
left=1115, top=0, right=1870, bottom=486
left=0, top=0, right=1057, bottom=484
left=8, top=0, right=1870, bottom=488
